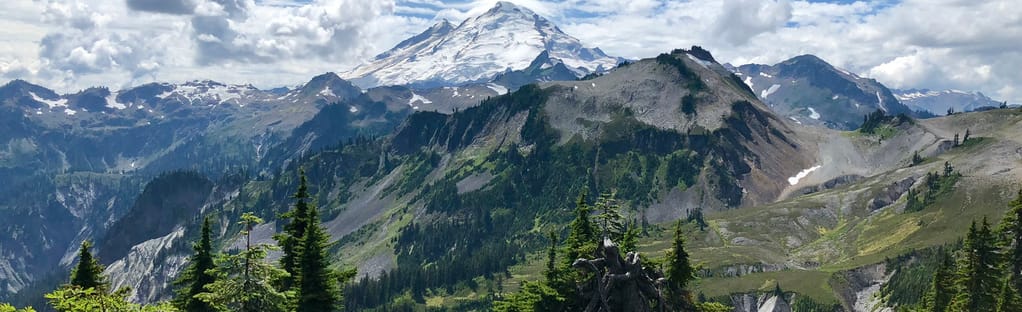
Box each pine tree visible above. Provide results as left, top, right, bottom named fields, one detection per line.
left=922, top=248, right=954, bottom=312
left=911, top=150, right=924, bottom=166
left=275, top=169, right=312, bottom=290
left=666, top=220, right=695, bottom=310
left=997, top=278, right=1022, bottom=312
left=963, top=129, right=970, bottom=143
left=197, top=213, right=291, bottom=312
left=949, top=219, right=1000, bottom=312
left=175, top=217, right=218, bottom=312
left=69, top=240, right=107, bottom=292
left=953, top=133, right=960, bottom=146
left=295, top=204, right=340, bottom=311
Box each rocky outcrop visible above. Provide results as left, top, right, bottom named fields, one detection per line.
left=867, top=177, right=916, bottom=211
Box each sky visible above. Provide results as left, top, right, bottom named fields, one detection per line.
left=1, top=0, right=1020, bottom=103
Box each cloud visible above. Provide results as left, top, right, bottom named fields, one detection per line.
left=712, top=0, right=792, bottom=46
left=2, top=0, right=1022, bottom=104
left=126, top=0, right=197, bottom=15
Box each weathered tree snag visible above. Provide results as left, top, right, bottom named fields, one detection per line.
left=573, top=238, right=667, bottom=312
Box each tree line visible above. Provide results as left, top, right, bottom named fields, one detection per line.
left=0, top=170, right=350, bottom=312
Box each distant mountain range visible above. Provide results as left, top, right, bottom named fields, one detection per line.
left=341, top=1, right=623, bottom=88
left=893, top=88, right=1004, bottom=115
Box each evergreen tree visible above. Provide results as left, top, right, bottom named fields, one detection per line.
left=943, top=162, right=954, bottom=178
left=999, top=189, right=1022, bottom=294
left=953, top=133, right=960, bottom=146
left=963, top=129, right=970, bottom=143
left=295, top=204, right=340, bottom=311
left=621, top=221, right=640, bottom=253
left=565, top=191, right=597, bottom=262
left=593, top=192, right=624, bottom=242
left=997, top=278, right=1022, bottom=312
left=174, top=217, right=217, bottom=312
left=666, top=220, right=695, bottom=310
left=275, top=169, right=313, bottom=290
left=922, top=248, right=954, bottom=312
left=544, top=231, right=558, bottom=282
left=198, top=213, right=291, bottom=312
left=69, top=241, right=107, bottom=292
left=949, top=219, right=1000, bottom=312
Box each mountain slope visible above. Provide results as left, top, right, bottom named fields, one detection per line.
left=734, top=55, right=917, bottom=130
left=342, top=1, right=621, bottom=88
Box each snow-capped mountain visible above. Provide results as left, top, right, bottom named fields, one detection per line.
left=893, top=88, right=1003, bottom=115
left=732, top=55, right=916, bottom=130
left=342, top=1, right=622, bottom=88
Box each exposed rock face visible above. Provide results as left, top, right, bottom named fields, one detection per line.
left=868, top=177, right=917, bottom=211
left=730, top=293, right=793, bottom=312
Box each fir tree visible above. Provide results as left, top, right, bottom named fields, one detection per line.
left=997, top=278, right=1022, bottom=312
left=949, top=219, right=1000, bottom=312
left=963, top=129, right=971, bottom=143
left=295, top=204, right=340, bottom=311
left=666, top=220, right=695, bottom=310
left=69, top=240, right=107, bottom=292
left=544, top=231, right=558, bottom=282
left=953, top=133, right=960, bottom=147
left=198, top=213, right=291, bottom=312
left=592, top=192, right=624, bottom=242
left=175, top=217, right=218, bottom=312
left=922, top=248, right=954, bottom=312
left=565, top=191, right=597, bottom=262
left=275, top=169, right=313, bottom=290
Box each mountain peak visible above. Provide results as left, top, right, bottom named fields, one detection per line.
left=486, top=1, right=533, bottom=16
left=341, top=2, right=619, bottom=88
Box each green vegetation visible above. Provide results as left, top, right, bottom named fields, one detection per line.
left=905, top=164, right=961, bottom=213
left=69, top=241, right=107, bottom=292
left=173, top=217, right=217, bottom=312
left=859, top=109, right=909, bottom=138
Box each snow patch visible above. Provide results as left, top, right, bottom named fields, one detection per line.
left=105, top=91, right=127, bottom=110
left=832, top=95, right=840, bottom=100
left=349, top=106, right=359, bottom=113
left=789, top=117, right=802, bottom=125
left=486, top=83, right=508, bottom=95
left=29, top=92, right=68, bottom=108
left=788, top=165, right=822, bottom=185
left=760, top=84, right=781, bottom=98
left=759, top=72, right=773, bottom=78
left=743, top=77, right=754, bottom=89
left=408, top=93, right=433, bottom=106
left=808, top=107, right=821, bottom=120
left=64, top=108, right=77, bottom=116
left=319, top=86, right=334, bottom=97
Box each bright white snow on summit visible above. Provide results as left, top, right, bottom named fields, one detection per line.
left=342, top=1, right=620, bottom=88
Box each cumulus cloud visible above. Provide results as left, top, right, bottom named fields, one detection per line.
left=126, top=0, right=197, bottom=15
left=2, top=0, right=1022, bottom=104
left=712, top=0, right=792, bottom=46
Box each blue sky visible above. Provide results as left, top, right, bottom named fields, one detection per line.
left=1, top=0, right=1020, bottom=103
